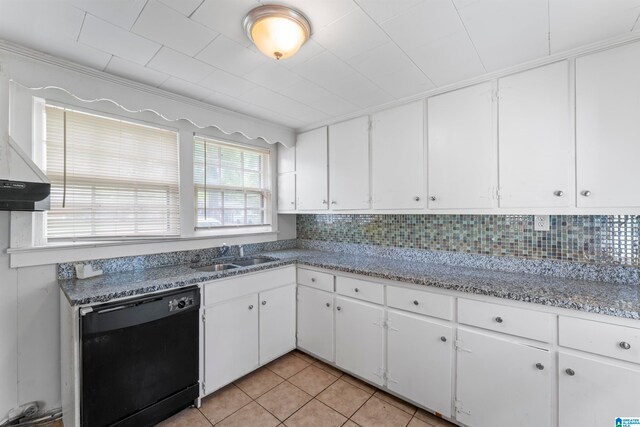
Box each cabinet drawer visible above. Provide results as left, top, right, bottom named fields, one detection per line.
left=297, top=268, right=334, bottom=292
left=335, top=276, right=384, bottom=305
left=458, top=298, right=553, bottom=342
left=387, top=286, right=453, bottom=320
left=203, top=266, right=295, bottom=306
left=559, top=316, right=640, bottom=364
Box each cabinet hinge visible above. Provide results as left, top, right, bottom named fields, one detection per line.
left=495, top=187, right=501, bottom=200
left=202, top=383, right=206, bottom=393
left=455, top=400, right=471, bottom=415
left=202, top=313, right=206, bottom=322
left=455, top=339, right=472, bottom=353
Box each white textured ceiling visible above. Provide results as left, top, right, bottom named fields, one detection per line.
left=1, top=0, right=640, bottom=129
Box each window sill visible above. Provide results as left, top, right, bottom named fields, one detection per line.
left=8, top=229, right=279, bottom=268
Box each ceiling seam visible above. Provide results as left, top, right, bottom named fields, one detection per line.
left=188, top=0, right=206, bottom=19
left=130, top=0, right=150, bottom=31
left=352, top=0, right=437, bottom=88
left=450, top=0, right=487, bottom=73
left=632, top=11, right=640, bottom=31
left=76, top=12, right=87, bottom=42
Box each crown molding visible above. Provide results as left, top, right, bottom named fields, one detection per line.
left=297, top=30, right=640, bottom=133
left=0, top=39, right=294, bottom=136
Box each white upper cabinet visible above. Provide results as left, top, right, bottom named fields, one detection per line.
left=277, top=173, right=295, bottom=211
left=498, top=61, right=573, bottom=208
left=371, top=101, right=425, bottom=210
left=427, top=82, right=496, bottom=209
left=329, top=116, right=370, bottom=210
left=295, top=127, right=328, bottom=211
left=277, top=145, right=295, bottom=174
left=576, top=42, right=640, bottom=208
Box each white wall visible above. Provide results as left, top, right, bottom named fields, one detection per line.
left=2, top=210, right=60, bottom=416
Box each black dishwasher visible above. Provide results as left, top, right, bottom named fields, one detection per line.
left=81, top=287, right=200, bottom=427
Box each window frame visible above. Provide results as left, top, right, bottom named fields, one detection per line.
left=193, top=135, right=272, bottom=230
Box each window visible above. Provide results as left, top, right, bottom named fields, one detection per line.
left=194, top=136, right=270, bottom=228
left=44, top=105, right=180, bottom=239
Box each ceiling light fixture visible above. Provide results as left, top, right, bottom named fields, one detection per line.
left=243, top=4, right=311, bottom=60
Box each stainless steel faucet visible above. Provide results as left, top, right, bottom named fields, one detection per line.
left=219, top=243, right=230, bottom=258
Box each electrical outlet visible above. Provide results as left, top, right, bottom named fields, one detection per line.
left=534, top=215, right=550, bottom=231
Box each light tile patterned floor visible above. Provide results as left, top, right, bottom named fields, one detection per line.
left=156, top=350, right=456, bottom=427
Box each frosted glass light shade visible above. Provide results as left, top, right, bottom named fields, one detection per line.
left=244, top=5, right=311, bottom=60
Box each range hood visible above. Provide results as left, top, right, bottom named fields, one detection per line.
left=0, top=137, right=50, bottom=211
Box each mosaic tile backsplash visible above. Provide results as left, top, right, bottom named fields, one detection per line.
left=297, top=215, right=640, bottom=267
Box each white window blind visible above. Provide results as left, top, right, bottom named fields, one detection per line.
left=45, top=105, right=180, bottom=239
left=194, top=136, right=270, bottom=228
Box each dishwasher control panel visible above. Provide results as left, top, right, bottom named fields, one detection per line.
left=168, top=296, right=195, bottom=312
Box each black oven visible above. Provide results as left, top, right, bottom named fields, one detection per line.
left=80, top=287, right=200, bottom=427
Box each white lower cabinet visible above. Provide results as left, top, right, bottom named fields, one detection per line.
left=259, top=285, right=296, bottom=364
left=297, top=285, right=334, bottom=361
left=335, top=296, right=385, bottom=386
left=559, top=352, right=640, bottom=427
left=201, top=268, right=296, bottom=396
left=456, top=329, right=551, bottom=427
left=204, top=293, right=259, bottom=394
left=387, top=310, right=453, bottom=417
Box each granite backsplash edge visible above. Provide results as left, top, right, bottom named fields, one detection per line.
left=58, top=238, right=639, bottom=286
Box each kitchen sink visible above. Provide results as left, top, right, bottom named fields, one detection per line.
left=194, top=263, right=239, bottom=272
left=192, top=256, right=275, bottom=272
left=231, top=257, right=275, bottom=266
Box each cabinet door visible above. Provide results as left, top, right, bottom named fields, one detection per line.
left=335, top=296, right=385, bottom=386
left=560, top=352, right=640, bottom=427
left=277, top=172, right=296, bottom=211
left=259, top=285, right=296, bottom=364
left=387, top=310, right=453, bottom=417
left=498, top=61, right=572, bottom=208
left=371, top=101, right=425, bottom=210
left=204, top=294, right=259, bottom=394
left=278, top=145, right=295, bottom=174
left=296, top=127, right=328, bottom=210
left=428, top=82, right=496, bottom=209
left=297, top=286, right=334, bottom=361
left=576, top=43, right=640, bottom=208
left=456, top=329, right=551, bottom=427
left=329, top=116, right=370, bottom=210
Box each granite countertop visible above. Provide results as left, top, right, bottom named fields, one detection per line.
left=59, top=249, right=640, bottom=319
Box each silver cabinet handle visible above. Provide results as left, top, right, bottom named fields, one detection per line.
left=440, top=336, right=447, bottom=342
left=248, top=305, right=254, bottom=310
left=322, top=199, right=328, bottom=204
left=325, top=302, right=331, bottom=307
left=536, top=363, right=544, bottom=370
left=262, top=301, right=267, bottom=306
left=620, top=341, right=631, bottom=350
left=495, top=316, right=503, bottom=323
left=581, top=190, right=591, bottom=197
left=430, top=196, right=436, bottom=201
left=414, top=196, right=421, bottom=201
left=290, top=201, right=295, bottom=204
left=311, top=278, right=316, bottom=282
left=354, top=288, right=359, bottom=293
left=331, top=201, right=336, bottom=205
left=554, top=190, right=564, bottom=197
left=565, top=368, right=575, bottom=376
left=336, top=306, right=342, bottom=311
left=413, top=300, right=419, bottom=306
